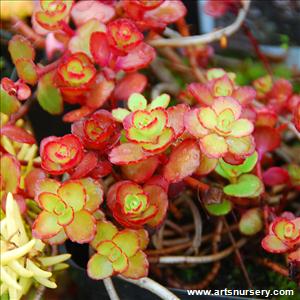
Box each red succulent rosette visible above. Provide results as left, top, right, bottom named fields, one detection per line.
left=56, top=52, right=96, bottom=104
left=71, top=109, right=120, bottom=151
left=262, top=216, right=300, bottom=254
left=35, top=0, right=74, bottom=31
left=122, top=0, right=186, bottom=31
left=40, top=134, right=84, bottom=175
left=107, top=179, right=168, bottom=229
left=90, top=19, right=155, bottom=72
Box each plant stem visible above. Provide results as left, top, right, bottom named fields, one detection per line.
left=184, top=176, right=210, bottom=192
left=149, top=238, right=247, bottom=264
left=223, top=218, right=253, bottom=289
left=8, top=96, right=36, bottom=125
left=37, top=58, right=63, bottom=77
left=255, top=258, right=288, bottom=277
left=11, top=17, right=45, bottom=48
left=103, top=278, right=120, bottom=300
left=149, top=0, right=251, bottom=47
left=119, top=276, right=180, bottom=300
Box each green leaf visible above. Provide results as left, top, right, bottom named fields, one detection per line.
left=239, top=208, right=263, bottom=235
left=15, top=59, right=38, bottom=85
left=205, top=199, right=232, bottom=216
left=0, top=87, right=20, bottom=115
left=37, top=72, right=63, bottom=115
left=148, top=94, right=170, bottom=110
left=223, top=174, right=264, bottom=198
left=215, top=151, right=258, bottom=179
left=8, top=35, right=35, bottom=64
left=112, top=108, right=130, bottom=122
left=128, top=93, right=147, bottom=111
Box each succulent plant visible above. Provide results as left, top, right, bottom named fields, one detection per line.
left=1, top=193, right=71, bottom=299
left=88, top=220, right=149, bottom=280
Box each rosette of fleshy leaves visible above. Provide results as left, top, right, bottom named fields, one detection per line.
left=184, top=96, right=255, bottom=159
left=262, top=214, right=300, bottom=262
left=109, top=93, right=186, bottom=165
left=1, top=193, right=71, bottom=299
left=188, top=68, right=257, bottom=107
left=71, top=109, right=120, bottom=152
left=107, top=178, right=168, bottom=229
left=121, top=0, right=187, bottom=31
left=55, top=52, right=97, bottom=104
left=90, top=18, right=155, bottom=73
left=40, top=134, right=84, bottom=175
left=34, top=0, right=74, bottom=31
left=32, top=177, right=103, bottom=244
left=87, top=220, right=149, bottom=280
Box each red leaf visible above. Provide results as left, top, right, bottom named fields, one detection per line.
left=90, top=32, right=110, bottom=67
left=263, top=167, right=290, bottom=186
left=63, top=106, right=94, bottom=123
left=71, top=151, right=98, bottom=179
left=113, top=73, right=147, bottom=101
left=115, top=42, right=155, bottom=72
left=1, top=125, right=35, bottom=144
left=253, top=126, right=281, bottom=157
left=163, top=139, right=200, bottom=183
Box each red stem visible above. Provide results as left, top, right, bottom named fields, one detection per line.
left=59, top=20, right=75, bottom=37
left=184, top=176, right=210, bottom=192
left=242, top=24, right=273, bottom=77
left=11, top=17, right=45, bottom=48
left=37, top=58, right=63, bottom=77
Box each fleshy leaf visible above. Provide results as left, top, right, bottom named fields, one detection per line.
left=8, top=35, right=35, bottom=63
left=120, top=250, right=148, bottom=279
left=205, top=199, right=232, bottom=216
left=65, top=210, right=96, bottom=243
left=223, top=174, right=264, bottom=198
left=58, top=181, right=86, bottom=212
left=91, top=221, right=118, bottom=250
left=261, top=235, right=290, bottom=253
left=37, top=72, right=63, bottom=115
left=87, top=254, right=113, bottom=280
left=113, top=230, right=139, bottom=257
left=215, top=151, right=258, bottom=179
left=1, top=125, right=35, bottom=144
left=148, top=94, right=170, bottom=110
left=163, top=139, right=200, bottom=183
left=0, top=154, right=20, bottom=193
left=0, top=87, right=20, bottom=115
left=32, top=211, right=61, bottom=239
left=128, top=93, right=147, bottom=112
left=15, top=59, right=38, bottom=85
left=200, top=134, right=228, bottom=158
left=79, top=177, right=104, bottom=213
left=109, top=143, right=148, bottom=165
left=239, top=208, right=263, bottom=235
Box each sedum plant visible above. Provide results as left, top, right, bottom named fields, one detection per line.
left=1, top=0, right=300, bottom=297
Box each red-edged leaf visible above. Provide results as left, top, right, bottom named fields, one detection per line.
left=253, top=126, right=281, bottom=157
left=163, top=139, right=200, bottom=183
left=1, top=125, right=35, bottom=144
left=71, top=0, right=115, bottom=26
left=90, top=32, right=110, bottom=67
left=109, top=143, right=149, bottom=165
left=115, top=42, right=155, bottom=72
left=63, top=106, right=94, bottom=123
left=71, top=151, right=98, bottom=179
left=113, top=73, right=147, bottom=101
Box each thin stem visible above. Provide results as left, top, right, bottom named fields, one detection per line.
left=119, top=276, right=180, bottom=300
left=8, top=96, right=36, bottom=125
left=103, top=278, right=120, bottom=300
left=149, top=238, right=247, bottom=264
left=11, top=17, right=45, bottom=48
left=255, top=258, right=288, bottom=277
left=223, top=218, right=253, bottom=289
left=33, top=285, right=46, bottom=300
left=184, top=176, right=210, bottom=192
left=37, top=58, right=63, bottom=77
left=149, top=0, right=251, bottom=47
